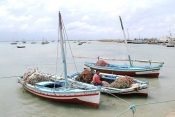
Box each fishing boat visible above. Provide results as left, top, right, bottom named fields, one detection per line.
left=41, top=38, right=49, bottom=44
left=70, top=71, right=149, bottom=97
left=84, top=59, right=163, bottom=78
left=22, top=39, right=26, bottom=43
left=83, top=16, right=164, bottom=78
left=17, top=11, right=100, bottom=108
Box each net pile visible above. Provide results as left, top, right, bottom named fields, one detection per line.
left=23, top=69, right=52, bottom=85
left=75, top=69, right=93, bottom=83
left=102, top=76, right=136, bottom=89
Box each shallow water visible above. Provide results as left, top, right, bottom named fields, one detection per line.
left=0, top=41, right=175, bottom=117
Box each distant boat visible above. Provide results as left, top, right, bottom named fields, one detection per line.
left=17, top=46, right=25, bottom=48
left=11, top=42, right=17, bottom=45
left=166, top=40, right=175, bottom=47
left=147, top=41, right=159, bottom=44
left=11, top=39, right=17, bottom=45
left=126, top=40, right=133, bottom=43
left=31, top=42, right=37, bottom=44
left=41, top=38, right=49, bottom=44
left=41, top=41, right=49, bottom=44
left=166, top=43, right=174, bottom=47
left=132, top=40, right=147, bottom=44
left=78, top=42, right=83, bottom=45
left=22, top=39, right=26, bottom=43
left=31, top=39, right=36, bottom=44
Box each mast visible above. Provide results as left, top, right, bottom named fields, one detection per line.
left=169, top=31, right=172, bottom=41
left=59, top=11, right=68, bottom=86
left=119, top=16, right=132, bottom=66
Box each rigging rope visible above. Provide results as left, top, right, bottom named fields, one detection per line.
left=0, top=76, right=19, bottom=79
left=62, top=22, right=78, bottom=72
left=60, top=15, right=78, bottom=73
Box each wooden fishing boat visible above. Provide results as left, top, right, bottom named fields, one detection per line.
left=70, top=72, right=149, bottom=97
left=83, top=16, right=164, bottom=78
left=84, top=60, right=163, bottom=78
left=18, top=70, right=100, bottom=108
left=17, top=11, right=100, bottom=108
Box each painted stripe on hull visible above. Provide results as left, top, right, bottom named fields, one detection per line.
left=90, top=68, right=160, bottom=78
left=19, top=82, right=100, bottom=108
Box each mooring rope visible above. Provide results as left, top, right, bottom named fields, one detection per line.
left=101, top=89, right=133, bottom=105
left=101, top=88, right=175, bottom=117
left=115, top=98, right=175, bottom=117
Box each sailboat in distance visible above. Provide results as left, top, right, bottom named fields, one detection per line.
left=31, top=38, right=37, bottom=44
left=18, top=11, right=101, bottom=108
left=84, top=16, right=164, bottom=78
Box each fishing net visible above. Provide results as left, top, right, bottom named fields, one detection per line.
left=23, top=69, right=52, bottom=85
left=102, top=75, right=136, bottom=89
left=75, top=69, right=93, bottom=83
left=95, top=60, right=108, bottom=66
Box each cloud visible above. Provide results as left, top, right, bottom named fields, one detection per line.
left=35, top=17, right=52, bottom=24
left=0, top=0, right=175, bottom=40
left=82, top=15, right=90, bottom=21
left=8, top=15, right=33, bottom=22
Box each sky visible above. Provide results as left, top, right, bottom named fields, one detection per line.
left=0, top=0, right=175, bottom=41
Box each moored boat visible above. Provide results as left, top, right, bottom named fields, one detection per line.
left=18, top=69, right=100, bottom=108
left=84, top=60, right=163, bottom=78
left=83, top=16, right=164, bottom=78
left=17, top=11, right=101, bottom=108
left=70, top=71, right=149, bottom=97
left=17, top=46, right=25, bottom=48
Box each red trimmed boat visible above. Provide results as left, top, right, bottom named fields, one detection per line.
left=17, top=11, right=100, bottom=108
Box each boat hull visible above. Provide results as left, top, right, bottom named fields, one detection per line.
left=101, top=87, right=148, bottom=97
left=18, top=78, right=100, bottom=108
left=17, top=46, right=25, bottom=48
left=84, top=62, right=162, bottom=78
left=90, top=68, right=159, bottom=78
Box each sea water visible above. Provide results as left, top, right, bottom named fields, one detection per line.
left=0, top=41, right=175, bottom=117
